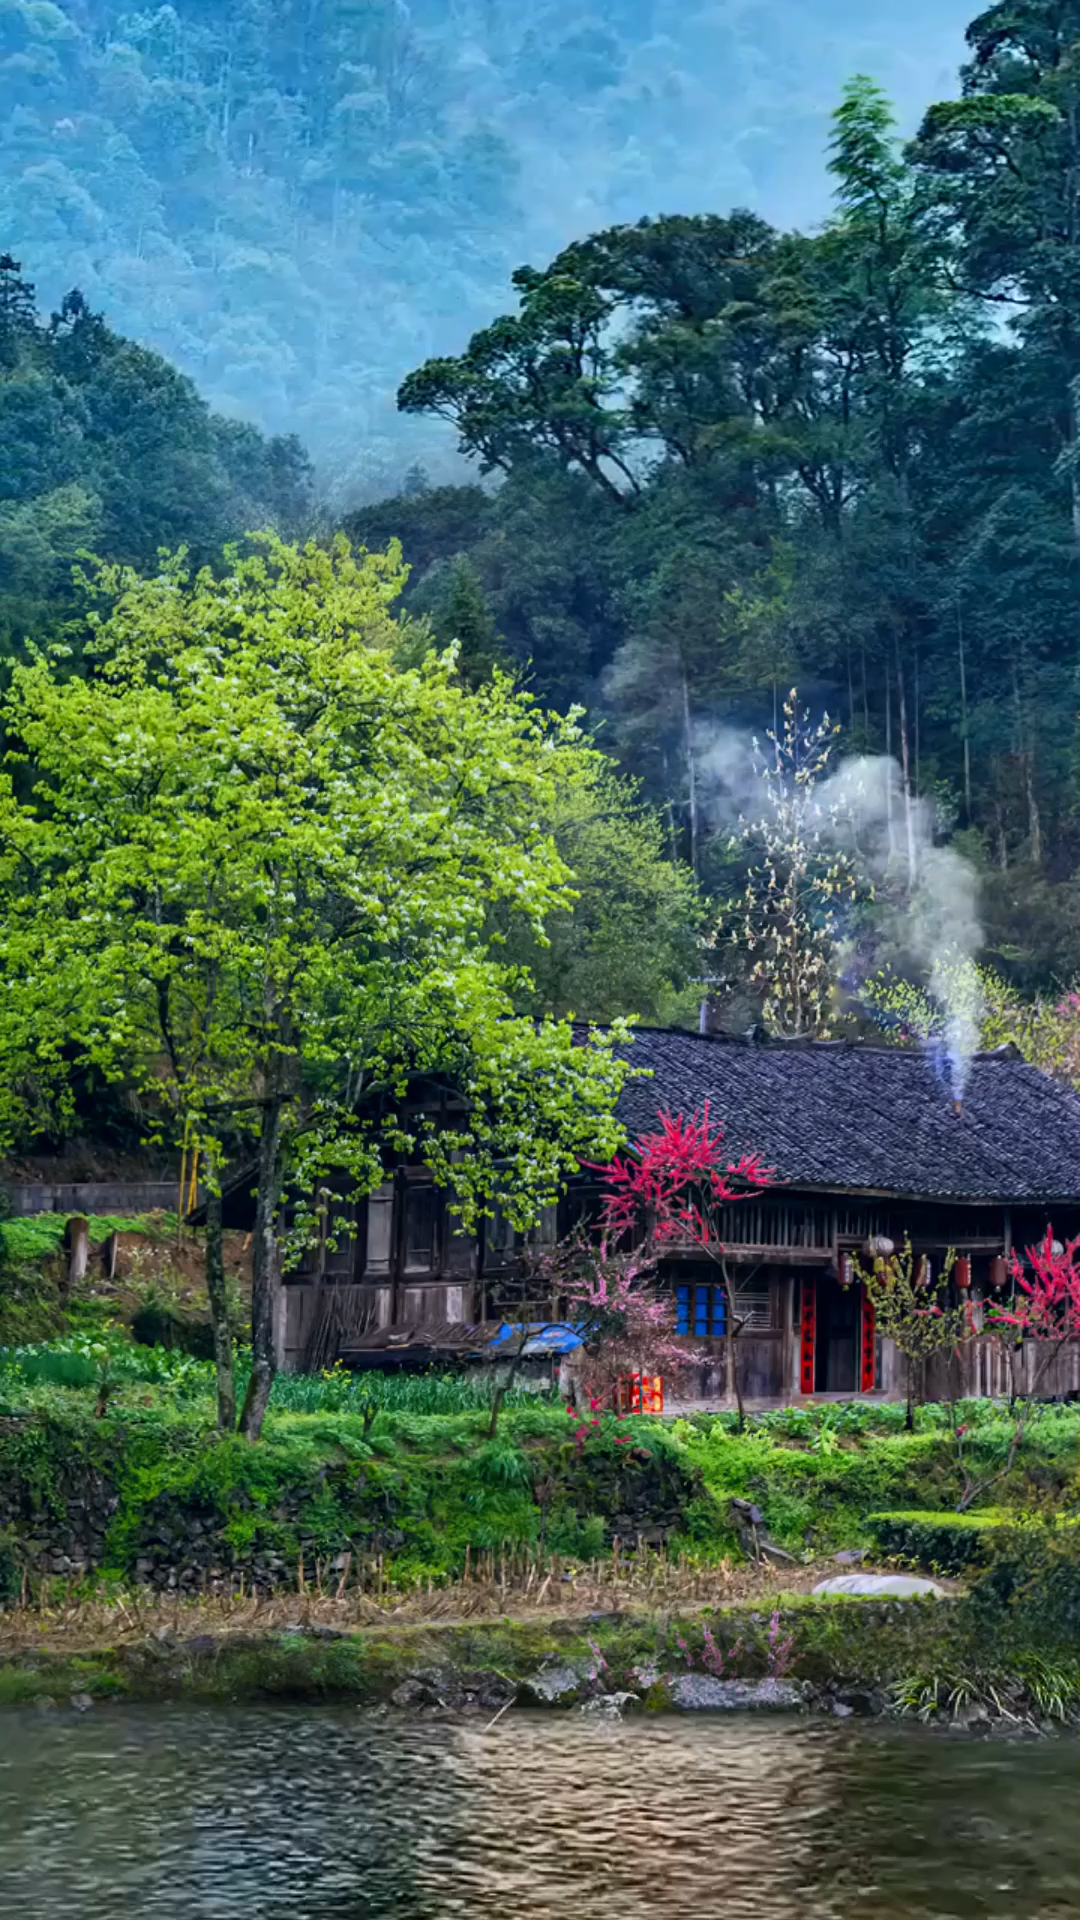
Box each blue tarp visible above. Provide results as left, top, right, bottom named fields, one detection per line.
left=486, top=1321, right=583, bottom=1357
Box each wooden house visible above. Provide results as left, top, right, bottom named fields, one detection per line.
left=221, top=1029, right=1080, bottom=1403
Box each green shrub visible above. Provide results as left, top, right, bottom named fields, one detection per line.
left=869, top=1508, right=1080, bottom=1576
left=867, top=1509, right=1017, bottom=1573
left=963, top=1519, right=1080, bottom=1650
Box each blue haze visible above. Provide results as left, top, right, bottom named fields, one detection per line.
left=0, top=1, right=972, bottom=500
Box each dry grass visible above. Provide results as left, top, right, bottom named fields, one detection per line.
left=0, top=1548, right=835, bottom=1657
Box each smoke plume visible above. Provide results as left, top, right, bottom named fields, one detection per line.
left=697, top=727, right=985, bottom=1097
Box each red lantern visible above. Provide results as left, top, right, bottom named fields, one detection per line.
left=955, top=1256, right=972, bottom=1290
left=989, top=1255, right=1007, bottom=1290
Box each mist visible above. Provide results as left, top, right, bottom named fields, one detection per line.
left=0, top=0, right=972, bottom=504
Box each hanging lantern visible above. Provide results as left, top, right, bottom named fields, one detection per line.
left=1052, top=1240, right=1065, bottom=1257
left=915, top=1254, right=932, bottom=1289
left=864, top=1235, right=895, bottom=1259
left=989, top=1255, right=1007, bottom=1290
left=955, top=1256, right=972, bottom=1290
left=838, top=1252, right=855, bottom=1288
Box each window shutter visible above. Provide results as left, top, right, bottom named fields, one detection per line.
left=365, top=1185, right=394, bottom=1275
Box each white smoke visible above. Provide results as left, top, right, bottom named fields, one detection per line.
left=697, top=729, right=985, bottom=1099
left=818, top=756, right=985, bottom=1098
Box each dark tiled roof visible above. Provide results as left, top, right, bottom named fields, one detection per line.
left=613, top=1029, right=1080, bottom=1204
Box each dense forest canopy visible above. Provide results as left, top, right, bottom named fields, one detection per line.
left=5, top=0, right=1080, bottom=1036
left=0, top=0, right=971, bottom=497
left=351, top=11, right=1080, bottom=994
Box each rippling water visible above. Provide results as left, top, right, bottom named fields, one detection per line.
left=0, top=1707, right=1078, bottom=1918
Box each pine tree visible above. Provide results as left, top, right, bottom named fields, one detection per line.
left=0, top=256, right=38, bottom=366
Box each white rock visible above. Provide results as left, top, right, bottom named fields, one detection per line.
left=812, top=1574, right=947, bottom=1599
left=578, top=1692, right=640, bottom=1718
left=671, top=1675, right=805, bottom=1712
left=527, top=1661, right=591, bottom=1705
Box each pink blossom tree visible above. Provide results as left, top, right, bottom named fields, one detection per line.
left=550, top=1232, right=694, bottom=1410
left=949, top=1232, right=1080, bottom=1510
left=571, top=1106, right=772, bottom=1423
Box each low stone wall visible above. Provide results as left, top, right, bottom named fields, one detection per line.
left=1, top=1181, right=182, bottom=1218
left=0, top=1412, right=709, bottom=1600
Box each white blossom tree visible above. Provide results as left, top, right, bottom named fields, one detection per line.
left=713, top=691, right=864, bottom=1036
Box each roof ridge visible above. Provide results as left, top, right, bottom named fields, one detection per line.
left=584, top=1022, right=1031, bottom=1063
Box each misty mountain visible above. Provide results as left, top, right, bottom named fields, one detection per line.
left=0, top=0, right=970, bottom=503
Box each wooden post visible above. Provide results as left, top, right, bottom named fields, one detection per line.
left=65, top=1215, right=90, bottom=1291
left=780, top=1275, right=795, bottom=1404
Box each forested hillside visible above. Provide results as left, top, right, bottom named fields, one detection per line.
left=352, top=12, right=1080, bottom=990
left=0, top=0, right=969, bottom=497
left=0, top=254, right=311, bottom=647
left=4, top=0, right=1080, bottom=1015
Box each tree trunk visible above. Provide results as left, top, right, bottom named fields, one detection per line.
left=681, top=666, right=700, bottom=882
left=1009, top=650, right=1042, bottom=864
left=957, top=604, right=972, bottom=824
left=1060, top=376, right=1068, bottom=552
left=239, top=1096, right=285, bottom=1441
left=723, top=1267, right=746, bottom=1432
left=884, top=671, right=895, bottom=860
left=205, top=1179, right=236, bottom=1433
left=895, top=640, right=917, bottom=889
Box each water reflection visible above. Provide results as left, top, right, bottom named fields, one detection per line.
left=0, top=1707, right=1076, bottom=1919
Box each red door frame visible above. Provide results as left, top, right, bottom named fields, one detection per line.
left=801, top=1274, right=876, bottom=1395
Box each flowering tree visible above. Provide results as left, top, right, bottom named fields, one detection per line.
left=851, top=1238, right=972, bottom=1432
left=865, top=963, right=1080, bottom=1093
left=545, top=1231, right=696, bottom=1411
left=990, top=1231, right=1080, bottom=1392
left=590, top=1106, right=772, bottom=1425
left=712, top=691, right=864, bottom=1037
left=941, top=1233, right=1080, bottom=1511
left=0, top=537, right=632, bottom=1440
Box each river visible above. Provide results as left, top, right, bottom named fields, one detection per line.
left=0, top=1707, right=1077, bottom=1918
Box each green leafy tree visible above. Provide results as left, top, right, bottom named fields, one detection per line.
left=0, top=534, right=633, bottom=1438
left=425, top=553, right=506, bottom=688
left=914, top=1, right=1080, bottom=544
left=504, top=756, right=703, bottom=1027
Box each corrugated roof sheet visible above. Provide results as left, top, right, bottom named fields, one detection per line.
left=612, top=1029, right=1080, bottom=1204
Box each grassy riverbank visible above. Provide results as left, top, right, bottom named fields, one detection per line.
left=0, top=1338, right=1078, bottom=1723
left=1, top=1583, right=1078, bottom=1729
left=2, top=1340, right=1080, bottom=1597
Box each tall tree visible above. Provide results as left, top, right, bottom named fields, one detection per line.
left=0, top=535, right=632, bottom=1437
left=914, top=1, right=1080, bottom=543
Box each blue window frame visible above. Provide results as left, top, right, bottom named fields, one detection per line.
left=675, top=1283, right=727, bottom=1338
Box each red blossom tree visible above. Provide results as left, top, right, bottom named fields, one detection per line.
left=990, top=1230, right=1080, bottom=1394
left=585, top=1106, right=772, bottom=1424
left=943, top=1231, right=1080, bottom=1510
